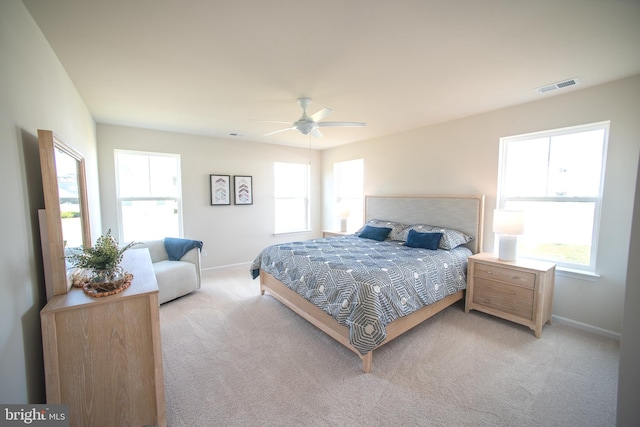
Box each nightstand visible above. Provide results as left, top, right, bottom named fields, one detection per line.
left=465, top=253, right=556, bottom=338
left=322, top=230, right=351, bottom=238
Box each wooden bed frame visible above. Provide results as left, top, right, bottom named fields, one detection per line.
left=260, top=194, right=485, bottom=372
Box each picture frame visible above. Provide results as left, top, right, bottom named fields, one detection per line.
left=210, top=174, right=231, bottom=205
left=234, top=175, right=253, bottom=205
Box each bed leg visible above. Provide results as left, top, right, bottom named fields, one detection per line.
left=361, top=352, right=372, bottom=373
left=259, top=271, right=266, bottom=295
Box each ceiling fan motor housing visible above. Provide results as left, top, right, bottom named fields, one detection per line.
left=261, top=97, right=364, bottom=138
left=293, top=118, right=317, bottom=135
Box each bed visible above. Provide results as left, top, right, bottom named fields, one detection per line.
left=251, top=194, right=484, bottom=372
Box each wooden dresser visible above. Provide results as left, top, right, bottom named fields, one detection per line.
left=465, top=252, right=556, bottom=338
left=40, top=248, right=166, bottom=427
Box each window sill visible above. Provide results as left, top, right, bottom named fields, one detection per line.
left=273, top=229, right=312, bottom=236
left=556, top=266, right=600, bottom=282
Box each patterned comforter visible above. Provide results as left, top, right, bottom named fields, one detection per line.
left=250, top=235, right=471, bottom=355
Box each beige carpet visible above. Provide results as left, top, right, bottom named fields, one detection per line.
left=159, top=264, right=619, bottom=427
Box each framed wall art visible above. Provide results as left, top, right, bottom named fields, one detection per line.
left=234, top=175, right=253, bottom=205
left=210, top=174, right=231, bottom=205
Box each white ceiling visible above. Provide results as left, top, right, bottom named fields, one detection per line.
left=23, top=0, right=640, bottom=149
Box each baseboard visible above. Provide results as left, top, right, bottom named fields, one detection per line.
left=201, top=261, right=252, bottom=272
left=552, top=314, right=621, bottom=340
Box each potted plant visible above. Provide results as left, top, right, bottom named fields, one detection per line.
left=66, top=229, right=138, bottom=289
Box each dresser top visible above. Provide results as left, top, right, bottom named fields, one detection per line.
left=470, top=252, right=556, bottom=272
left=41, top=248, right=158, bottom=313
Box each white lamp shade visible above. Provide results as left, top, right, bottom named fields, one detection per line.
left=337, top=204, right=350, bottom=232
left=493, top=209, right=525, bottom=236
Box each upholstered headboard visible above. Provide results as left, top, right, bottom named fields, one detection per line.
left=364, top=194, right=485, bottom=254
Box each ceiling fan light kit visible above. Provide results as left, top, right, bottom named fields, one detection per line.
left=262, top=97, right=365, bottom=138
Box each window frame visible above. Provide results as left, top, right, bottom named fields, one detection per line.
left=114, top=149, right=183, bottom=242
left=497, top=121, right=609, bottom=273
left=273, top=161, right=310, bottom=234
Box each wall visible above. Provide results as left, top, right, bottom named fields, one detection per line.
left=322, top=75, right=640, bottom=336
left=616, top=150, right=640, bottom=426
left=0, top=1, right=99, bottom=403
left=96, top=124, right=322, bottom=269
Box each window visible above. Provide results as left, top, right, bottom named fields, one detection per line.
left=334, top=159, right=364, bottom=231
left=497, top=122, right=608, bottom=272
left=274, top=162, right=309, bottom=233
left=115, top=150, right=182, bottom=242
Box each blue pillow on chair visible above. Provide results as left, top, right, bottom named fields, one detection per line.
left=358, top=225, right=392, bottom=241
left=404, top=229, right=443, bottom=250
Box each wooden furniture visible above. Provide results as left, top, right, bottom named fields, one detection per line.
left=261, top=271, right=464, bottom=373
left=260, top=194, right=484, bottom=372
left=322, top=230, right=351, bottom=237
left=41, top=248, right=166, bottom=427
left=38, top=129, right=92, bottom=300
left=465, top=252, right=556, bottom=338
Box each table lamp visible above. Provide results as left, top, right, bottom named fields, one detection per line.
left=493, top=209, right=525, bottom=261
left=339, top=206, right=350, bottom=232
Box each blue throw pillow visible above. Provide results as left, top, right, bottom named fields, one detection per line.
left=358, top=225, right=392, bottom=241
left=404, top=229, right=443, bottom=250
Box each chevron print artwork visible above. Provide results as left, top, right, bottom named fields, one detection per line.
left=251, top=235, right=471, bottom=355
left=237, top=184, right=250, bottom=202
left=210, top=174, right=230, bottom=205
left=234, top=175, right=252, bottom=205
left=214, top=182, right=228, bottom=202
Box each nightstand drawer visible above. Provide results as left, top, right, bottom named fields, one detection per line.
left=473, top=277, right=534, bottom=320
left=474, top=262, right=535, bottom=289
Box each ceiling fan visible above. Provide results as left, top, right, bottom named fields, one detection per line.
left=261, top=97, right=365, bottom=138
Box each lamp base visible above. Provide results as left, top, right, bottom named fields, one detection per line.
left=339, top=218, right=348, bottom=232
left=498, top=235, right=518, bottom=261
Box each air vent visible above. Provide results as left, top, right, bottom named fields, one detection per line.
left=535, top=77, right=580, bottom=94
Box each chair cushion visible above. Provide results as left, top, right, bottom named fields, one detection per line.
left=153, top=260, right=198, bottom=304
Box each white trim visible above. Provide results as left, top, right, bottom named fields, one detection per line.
left=114, top=149, right=183, bottom=241
left=272, top=229, right=312, bottom=236
left=201, top=261, right=251, bottom=272
left=556, top=266, right=600, bottom=281
left=274, top=162, right=310, bottom=234
left=497, top=121, right=609, bottom=272
left=552, top=315, right=620, bottom=340
left=501, top=120, right=611, bottom=142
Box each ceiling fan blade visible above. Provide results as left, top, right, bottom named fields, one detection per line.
left=310, top=128, right=323, bottom=138
left=263, top=127, right=295, bottom=137
left=251, top=119, right=292, bottom=124
left=318, top=121, right=366, bottom=128
left=310, top=108, right=333, bottom=122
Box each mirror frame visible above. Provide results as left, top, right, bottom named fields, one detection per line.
left=38, top=129, right=91, bottom=298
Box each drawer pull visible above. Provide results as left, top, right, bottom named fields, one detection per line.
left=482, top=298, right=516, bottom=311
left=481, top=284, right=515, bottom=294
left=481, top=299, right=515, bottom=311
